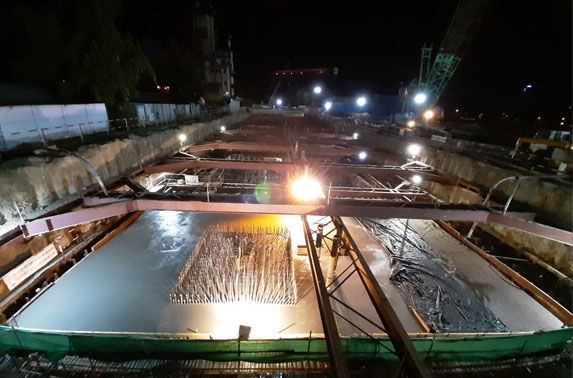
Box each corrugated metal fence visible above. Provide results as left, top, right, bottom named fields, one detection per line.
left=0, top=102, right=232, bottom=151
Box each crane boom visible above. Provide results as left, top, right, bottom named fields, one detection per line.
left=424, top=0, right=489, bottom=106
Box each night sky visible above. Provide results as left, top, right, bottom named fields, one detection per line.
left=216, top=0, right=572, bottom=119
left=2, top=0, right=571, bottom=120
left=122, top=0, right=571, bottom=119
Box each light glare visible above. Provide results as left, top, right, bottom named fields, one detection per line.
left=412, top=175, right=422, bottom=185
left=276, top=98, right=283, bottom=106
left=291, top=176, right=325, bottom=202
left=423, top=110, right=435, bottom=120
left=324, top=101, right=332, bottom=111
left=353, top=132, right=359, bottom=139
left=178, top=133, right=187, bottom=142
left=220, top=125, right=226, bottom=132
left=313, top=86, right=322, bottom=94
left=356, top=96, right=366, bottom=107
left=358, top=151, right=367, bottom=160
left=407, top=120, right=416, bottom=127
left=407, top=144, right=421, bottom=156
left=414, top=93, right=427, bottom=104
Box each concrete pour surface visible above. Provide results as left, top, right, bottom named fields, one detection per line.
left=408, top=219, right=563, bottom=332
left=12, top=211, right=560, bottom=338
left=12, top=211, right=422, bottom=338
left=13, top=212, right=324, bottom=338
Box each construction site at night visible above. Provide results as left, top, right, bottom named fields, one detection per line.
left=0, top=111, right=570, bottom=378
left=0, top=1, right=571, bottom=377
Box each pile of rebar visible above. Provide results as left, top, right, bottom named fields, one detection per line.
left=171, top=224, right=296, bottom=305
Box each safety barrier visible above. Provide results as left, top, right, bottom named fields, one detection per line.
left=0, top=325, right=570, bottom=363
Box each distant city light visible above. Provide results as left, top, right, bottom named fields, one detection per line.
left=455, top=109, right=460, bottom=113
left=313, top=86, right=322, bottom=94
left=523, top=84, right=533, bottom=92
left=356, top=96, right=367, bottom=107
left=324, top=101, right=332, bottom=111
left=276, top=98, right=283, bottom=106
left=220, top=126, right=226, bottom=132
left=407, top=144, right=422, bottom=156
left=414, top=93, right=427, bottom=104
left=358, top=151, right=367, bottom=160
left=562, top=117, right=566, bottom=121
left=423, top=110, right=435, bottom=120
left=156, top=85, right=161, bottom=90
left=407, top=120, right=416, bottom=127
left=411, top=175, right=422, bottom=185
left=537, top=116, right=542, bottom=120
left=178, top=133, right=187, bottom=142
left=560, top=122, right=564, bottom=125
left=353, top=132, right=359, bottom=139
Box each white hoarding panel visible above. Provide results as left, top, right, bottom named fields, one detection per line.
left=2, top=244, right=58, bottom=291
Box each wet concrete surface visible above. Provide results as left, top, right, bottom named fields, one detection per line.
left=408, top=219, right=563, bottom=332
left=13, top=212, right=324, bottom=338
left=12, top=212, right=561, bottom=337
left=358, top=218, right=507, bottom=333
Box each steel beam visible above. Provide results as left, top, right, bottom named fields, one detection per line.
left=301, top=215, right=349, bottom=377
left=184, top=142, right=367, bottom=157
left=143, top=160, right=452, bottom=184
left=487, top=213, right=573, bottom=246
left=20, top=198, right=573, bottom=246
left=156, top=182, right=428, bottom=200
left=334, top=217, right=431, bottom=378
left=226, top=128, right=353, bottom=140
left=181, top=143, right=374, bottom=156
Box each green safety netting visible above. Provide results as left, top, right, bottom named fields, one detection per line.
left=0, top=325, right=570, bottom=363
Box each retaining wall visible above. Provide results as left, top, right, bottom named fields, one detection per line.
left=320, top=113, right=572, bottom=229
left=0, top=111, right=248, bottom=235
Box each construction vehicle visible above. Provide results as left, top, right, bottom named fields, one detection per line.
left=401, top=0, right=489, bottom=121
left=512, top=130, right=573, bottom=171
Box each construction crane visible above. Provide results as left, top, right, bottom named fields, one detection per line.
left=413, top=0, right=489, bottom=110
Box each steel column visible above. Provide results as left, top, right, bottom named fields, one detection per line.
left=334, top=216, right=431, bottom=378
left=301, top=216, right=349, bottom=377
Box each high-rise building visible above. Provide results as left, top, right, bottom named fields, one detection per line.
left=192, top=12, right=234, bottom=102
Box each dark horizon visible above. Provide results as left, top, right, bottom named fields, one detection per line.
left=0, top=0, right=570, bottom=121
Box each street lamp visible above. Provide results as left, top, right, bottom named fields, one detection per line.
left=407, top=120, right=416, bottom=128
left=276, top=98, right=283, bottom=106
left=313, top=86, right=322, bottom=94
left=353, top=132, right=359, bottom=139
left=413, top=93, right=427, bottom=105
left=324, top=101, right=332, bottom=111
left=356, top=96, right=367, bottom=107
left=358, top=151, right=367, bottom=160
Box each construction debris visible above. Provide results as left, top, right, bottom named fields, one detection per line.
left=171, top=224, right=297, bottom=305
left=359, top=218, right=507, bottom=332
